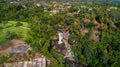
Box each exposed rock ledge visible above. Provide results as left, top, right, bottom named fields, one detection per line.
left=3, top=56, right=50, bottom=67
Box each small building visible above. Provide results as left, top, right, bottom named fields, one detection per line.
left=62, top=3, right=72, bottom=8
left=50, top=9, right=59, bottom=13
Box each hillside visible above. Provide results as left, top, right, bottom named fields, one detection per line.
left=0, top=1, right=120, bottom=67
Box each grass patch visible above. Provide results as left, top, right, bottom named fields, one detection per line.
left=0, top=21, right=28, bottom=42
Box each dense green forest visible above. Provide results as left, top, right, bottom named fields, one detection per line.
left=0, top=0, right=120, bottom=2
left=0, top=1, right=120, bottom=67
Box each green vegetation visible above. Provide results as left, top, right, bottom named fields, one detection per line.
left=0, top=55, right=8, bottom=64
left=0, top=21, right=28, bottom=42
left=0, top=1, right=120, bottom=67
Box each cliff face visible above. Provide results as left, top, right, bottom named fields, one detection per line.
left=57, top=29, right=74, bottom=60
left=0, top=39, right=50, bottom=67
left=3, top=56, right=48, bottom=67
left=55, top=29, right=88, bottom=67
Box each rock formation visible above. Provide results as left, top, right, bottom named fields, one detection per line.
left=57, top=29, right=88, bottom=67
left=57, top=29, right=74, bottom=61
left=3, top=56, right=48, bottom=67
left=0, top=39, right=49, bottom=67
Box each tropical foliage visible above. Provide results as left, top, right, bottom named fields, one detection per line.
left=0, top=1, right=120, bottom=67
